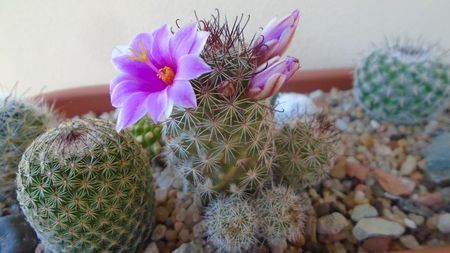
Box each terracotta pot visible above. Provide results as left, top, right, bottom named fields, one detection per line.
left=39, top=68, right=449, bottom=253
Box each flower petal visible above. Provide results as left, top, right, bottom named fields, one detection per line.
left=110, top=73, right=135, bottom=94
left=115, top=92, right=148, bottom=131
left=145, top=89, right=171, bottom=123
left=151, top=24, right=172, bottom=67
left=112, top=49, right=157, bottom=81
left=168, top=80, right=197, bottom=108
left=170, top=22, right=198, bottom=59
left=111, top=79, right=153, bottom=107
left=130, top=32, right=153, bottom=54
left=175, top=55, right=211, bottom=81
left=189, top=31, right=209, bottom=55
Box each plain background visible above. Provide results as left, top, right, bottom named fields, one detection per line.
left=1, top=0, right=449, bottom=95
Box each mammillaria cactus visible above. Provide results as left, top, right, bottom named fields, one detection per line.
left=130, top=117, right=164, bottom=158
left=354, top=39, right=450, bottom=124
left=205, top=196, right=259, bottom=253
left=0, top=95, right=55, bottom=199
left=16, top=118, right=155, bottom=252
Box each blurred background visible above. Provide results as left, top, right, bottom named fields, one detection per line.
left=1, top=0, right=449, bottom=95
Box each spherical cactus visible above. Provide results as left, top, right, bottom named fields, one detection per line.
left=16, top=118, right=155, bottom=252
left=205, top=196, right=259, bottom=253
left=256, top=186, right=307, bottom=242
left=0, top=96, right=55, bottom=199
left=274, top=116, right=337, bottom=188
left=163, top=16, right=275, bottom=199
left=354, top=39, right=450, bottom=124
left=130, top=117, right=164, bottom=158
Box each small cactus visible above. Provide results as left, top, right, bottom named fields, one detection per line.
left=16, top=118, right=155, bottom=252
left=0, top=95, right=55, bottom=199
left=256, top=186, right=307, bottom=242
left=354, top=39, right=450, bottom=124
left=274, top=116, right=337, bottom=188
left=130, top=117, right=164, bottom=158
left=205, top=196, right=259, bottom=253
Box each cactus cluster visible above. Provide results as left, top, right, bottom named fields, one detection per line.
left=354, top=39, right=450, bottom=125
left=0, top=95, right=55, bottom=199
left=17, top=118, right=155, bottom=252
left=130, top=117, right=164, bottom=158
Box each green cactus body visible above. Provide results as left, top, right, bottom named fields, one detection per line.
left=16, top=118, right=155, bottom=253
left=163, top=18, right=275, bottom=199
left=274, top=117, right=337, bottom=188
left=130, top=117, right=164, bottom=157
left=0, top=96, right=54, bottom=198
left=354, top=41, right=450, bottom=124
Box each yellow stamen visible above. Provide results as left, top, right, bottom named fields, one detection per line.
left=157, top=66, right=175, bottom=85
left=128, top=41, right=148, bottom=63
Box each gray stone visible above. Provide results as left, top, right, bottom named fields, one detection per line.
left=400, top=155, right=417, bottom=176
left=351, top=204, right=378, bottom=222
left=317, top=212, right=349, bottom=235
left=352, top=218, right=405, bottom=241
left=151, top=224, right=167, bottom=241
left=437, top=213, right=450, bottom=233
left=173, top=241, right=204, bottom=253
left=144, top=242, right=160, bottom=253
left=0, top=214, right=38, bottom=253
left=399, top=235, right=420, bottom=250
left=425, top=132, right=450, bottom=184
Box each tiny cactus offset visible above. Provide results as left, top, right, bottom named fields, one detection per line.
left=0, top=95, right=55, bottom=199
left=16, top=118, right=155, bottom=253
left=130, top=117, right=164, bottom=158
left=354, top=39, right=450, bottom=124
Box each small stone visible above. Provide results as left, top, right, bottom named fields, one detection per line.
left=345, top=161, right=370, bottom=181
left=290, top=234, right=305, bottom=247
left=151, top=224, right=167, bottom=241
left=408, top=214, right=425, bottom=226
left=173, top=241, right=203, bottom=253
left=437, top=213, right=450, bottom=233
left=403, top=218, right=417, bottom=229
left=400, top=155, right=417, bottom=176
left=330, top=159, right=347, bottom=179
left=164, top=229, right=177, bottom=241
left=269, top=237, right=287, bottom=253
left=316, top=202, right=332, bottom=217
left=192, top=220, right=205, bottom=238
left=175, top=208, right=186, bottom=222
left=155, top=188, right=168, bottom=203
left=34, top=243, right=44, bottom=253
left=399, top=235, right=420, bottom=249
left=352, top=218, right=405, bottom=241
left=156, top=167, right=176, bottom=189
left=396, top=198, right=433, bottom=217
left=373, top=168, right=411, bottom=196
left=178, top=228, right=191, bottom=242
left=362, top=236, right=391, bottom=253
left=317, top=212, right=349, bottom=235
left=305, top=215, right=317, bottom=243
left=360, top=133, right=374, bottom=148
left=426, top=215, right=439, bottom=230
left=144, top=242, right=160, bottom=253
left=156, top=206, right=169, bottom=223
left=351, top=204, right=378, bottom=222
left=425, top=132, right=450, bottom=184
left=416, top=192, right=444, bottom=207
left=0, top=214, right=38, bottom=253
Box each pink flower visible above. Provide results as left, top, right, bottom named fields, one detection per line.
left=110, top=22, right=211, bottom=131
left=247, top=56, right=300, bottom=100
left=255, top=9, right=300, bottom=64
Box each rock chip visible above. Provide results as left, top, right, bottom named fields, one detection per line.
left=317, top=212, right=349, bottom=235
left=351, top=203, right=378, bottom=222
left=144, top=242, right=160, bottom=253
left=151, top=224, right=167, bottom=241
left=352, top=218, right=405, bottom=241
left=173, top=241, right=203, bottom=253
left=416, top=192, right=444, bottom=207
left=425, top=132, right=450, bottom=184
left=0, top=214, right=38, bottom=253
left=437, top=213, right=450, bottom=233
left=399, top=235, right=420, bottom=249
left=373, top=168, right=411, bottom=196
left=345, top=161, right=370, bottom=181
left=362, top=236, right=391, bottom=253
left=400, top=155, right=417, bottom=176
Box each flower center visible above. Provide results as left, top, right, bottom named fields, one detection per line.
left=157, top=66, right=175, bottom=85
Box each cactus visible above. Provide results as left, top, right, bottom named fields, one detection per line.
left=273, top=116, right=337, bottom=188
left=256, top=186, right=307, bottom=242
left=354, top=39, right=450, bottom=124
left=205, top=196, right=259, bottom=253
left=16, top=118, right=155, bottom=252
left=130, top=117, right=164, bottom=158
left=163, top=14, right=275, bottom=199
left=0, top=95, right=55, bottom=199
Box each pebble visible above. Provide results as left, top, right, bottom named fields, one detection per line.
left=172, top=241, right=203, bottom=253
left=373, top=168, right=411, bottom=196
left=345, top=161, right=370, bottom=181
left=178, top=228, right=191, bottom=242
left=352, top=218, right=405, bottom=241
left=151, top=224, right=167, bottom=241
left=399, top=235, right=421, bottom=249
left=362, top=236, right=391, bottom=253
left=144, top=242, right=160, bottom=253
left=437, top=213, right=450, bottom=233
left=351, top=203, right=378, bottom=222
left=155, top=188, right=168, bottom=203
left=0, top=214, right=38, bottom=253
left=416, top=192, right=444, bottom=207
left=317, top=212, right=349, bottom=235
left=269, top=237, right=288, bottom=253
left=425, top=132, right=450, bottom=184
left=330, top=158, right=347, bottom=179
left=408, top=213, right=425, bottom=226
left=400, top=155, right=417, bottom=176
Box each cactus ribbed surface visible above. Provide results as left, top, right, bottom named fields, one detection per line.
left=17, top=118, right=155, bottom=253
left=354, top=40, right=450, bottom=124
left=130, top=117, right=164, bottom=157
left=0, top=96, right=54, bottom=198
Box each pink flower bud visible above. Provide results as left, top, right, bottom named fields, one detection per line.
left=247, top=56, right=300, bottom=100
left=255, top=9, right=300, bottom=64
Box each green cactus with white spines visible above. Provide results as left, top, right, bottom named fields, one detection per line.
left=0, top=95, right=55, bottom=199
left=16, top=118, right=155, bottom=253
left=354, top=40, right=450, bottom=124
left=273, top=116, right=337, bottom=188
left=130, top=117, right=164, bottom=158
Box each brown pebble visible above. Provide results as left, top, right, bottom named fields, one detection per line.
left=156, top=206, right=169, bottom=223
left=290, top=234, right=306, bottom=247
left=331, top=158, right=347, bottom=179
left=165, top=229, right=177, bottom=241
left=362, top=236, right=392, bottom=253
left=178, top=228, right=191, bottom=242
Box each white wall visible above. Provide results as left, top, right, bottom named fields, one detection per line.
left=1, top=0, right=449, bottom=95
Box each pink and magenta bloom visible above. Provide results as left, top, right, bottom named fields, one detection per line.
left=110, top=22, right=211, bottom=131
left=247, top=56, right=300, bottom=100
left=255, top=9, right=300, bottom=64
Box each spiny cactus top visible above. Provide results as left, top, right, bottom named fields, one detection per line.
left=16, top=118, right=155, bottom=253
left=0, top=96, right=55, bottom=198
left=354, top=39, right=450, bottom=125
left=130, top=117, right=164, bottom=158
